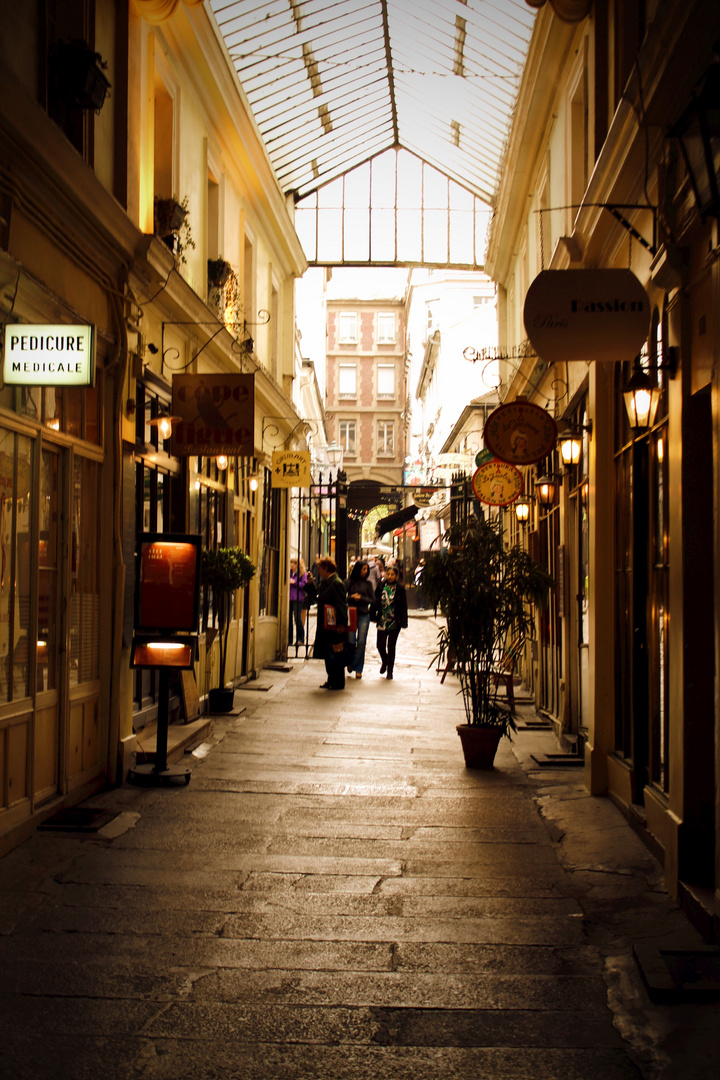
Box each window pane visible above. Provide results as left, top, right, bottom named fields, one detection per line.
left=377, top=314, right=395, bottom=343
left=338, top=314, right=357, bottom=343
left=339, top=364, right=357, bottom=395
left=70, top=457, right=100, bottom=685
left=377, top=364, right=395, bottom=396
left=0, top=432, right=33, bottom=702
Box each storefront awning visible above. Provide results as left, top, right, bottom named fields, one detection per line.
left=375, top=504, right=418, bottom=538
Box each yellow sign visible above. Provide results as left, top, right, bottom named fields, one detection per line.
left=271, top=450, right=311, bottom=487
left=471, top=460, right=523, bottom=507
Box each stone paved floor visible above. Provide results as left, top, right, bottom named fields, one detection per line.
left=0, top=617, right=718, bottom=1079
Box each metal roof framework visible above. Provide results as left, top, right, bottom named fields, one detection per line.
left=210, top=0, right=535, bottom=266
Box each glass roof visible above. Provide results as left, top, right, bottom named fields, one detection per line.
left=210, top=0, right=536, bottom=207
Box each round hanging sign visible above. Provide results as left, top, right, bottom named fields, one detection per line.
left=471, top=460, right=524, bottom=507
left=483, top=398, right=557, bottom=466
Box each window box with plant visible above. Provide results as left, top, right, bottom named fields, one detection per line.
left=422, top=515, right=552, bottom=768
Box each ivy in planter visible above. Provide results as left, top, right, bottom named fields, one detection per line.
left=153, top=196, right=196, bottom=264
left=207, top=258, right=242, bottom=335
left=202, top=547, right=256, bottom=701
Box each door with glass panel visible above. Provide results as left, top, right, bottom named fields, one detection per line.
left=34, top=445, right=64, bottom=802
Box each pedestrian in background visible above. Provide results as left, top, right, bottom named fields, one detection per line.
left=314, top=557, right=348, bottom=690
left=345, top=559, right=375, bottom=679
left=374, top=563, right=408, bottom=680
left=288, top=557, right=308, bottom=646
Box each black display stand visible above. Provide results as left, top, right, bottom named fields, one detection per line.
left=128, top=668, right=192, bottom=786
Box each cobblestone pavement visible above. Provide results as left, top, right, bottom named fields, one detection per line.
left=0, top=615, right=718, bottom=1079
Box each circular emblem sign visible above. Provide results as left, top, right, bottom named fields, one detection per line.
left=471, top=460, right=524, bottom=507
left=483, top=399, right=557, bottom=466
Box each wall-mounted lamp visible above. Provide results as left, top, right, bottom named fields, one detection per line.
left=623, top=359, right=662, bottom=432
left=558, top=433, right=582, bottom=466
left=535, top=474, right=557, bottom=508
left=515, top=497, right=531, bottom=523
left=216, top=455, right=228, bottom=471
left=127, top=398, right=180, bottom=441
left=668, top=42, right=720, bottom=220
left=326, top=443, right=343, bottom=467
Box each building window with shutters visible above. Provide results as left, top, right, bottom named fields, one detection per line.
left=377, top=420, right=394, bottom=456
left=339, top=420, right=356, bottom=456
left=377, top=364, right=395, bottom=398
left=338, top=312, right=358, bottom=343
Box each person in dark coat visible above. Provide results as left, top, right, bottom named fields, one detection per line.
left=374, top=563, right=408, bottom=680
left=344, top=559, right=375, bottom=678
left=314, top=556, right=348, bottom=690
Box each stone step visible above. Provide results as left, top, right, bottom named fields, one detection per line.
left=135, top=716, right=213, bottom=765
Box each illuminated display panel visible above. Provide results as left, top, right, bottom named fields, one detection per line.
left=135, top=533, right=201, bottom=632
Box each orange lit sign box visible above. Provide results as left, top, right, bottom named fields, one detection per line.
left=135, top=533, right=201, bottom=633
left=131, top=636, right=196, bottom=669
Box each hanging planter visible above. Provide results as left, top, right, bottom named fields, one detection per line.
left=153, top=196, right=195, bottom=263
left=207, top=258, right=233, bottom=289
left=52, top=40, right=111, bottom=112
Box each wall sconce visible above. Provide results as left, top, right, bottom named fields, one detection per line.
left=248, top=475, right=259, bottom=492
left=148, top=413, right=180, bottom=441
left=623, top=359, right=662, bottom=432
left=535, top=474, right=557, bottom=508
left=668, top=43, right=720, bottom=220
left=216, top=455, right=228, bottom=471
left=515, top=497, right=531, bottom=523
left=558, top=433, right=582, bottom=466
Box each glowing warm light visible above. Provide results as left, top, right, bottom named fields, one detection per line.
left=158, top=416, right=173, bottom=440
left=194, top=479, right=201, bottom=491
left=515, top=499, right=530, bottom=522
left=148, top=641, right=185, bottom=651
left=249, top=477, right=258, bottom=491
left=216, top=455, right=228, bottom=470
left=46, top=419, right=61, bottom=431
left=657, top=436, right=664, bottom=462
left=559, top=436, right=581, bottom=465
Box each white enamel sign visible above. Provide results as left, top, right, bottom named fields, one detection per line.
left=3, top=324, right=95, bottom=386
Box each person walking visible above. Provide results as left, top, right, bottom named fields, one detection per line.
left=374, top=563, right=408, bottom=680
left=313, top=557, right=348, bottom=690
left=288, top=557, right=308, bottom=646
left=344, top=559, right=375, bottom=679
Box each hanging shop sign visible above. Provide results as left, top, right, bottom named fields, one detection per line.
left=134, top=533, right=201, bottom=633
left=171, top=373, right=254, bottom=456
left=271, top=450, right=311, bottom=488
left=523, top=269, right=650, bottom=364
left=3, top=324, right=95, bottom=386
left=471, top=459, right=524, bottom=507
left=412, top=488, right=437, bottom=507
left=483, top=398, right=558, bottom=466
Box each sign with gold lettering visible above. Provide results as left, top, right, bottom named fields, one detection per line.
left=3, top=324, right=95, bottom=386
left=523, top=269, right=650, bottom=364
left=171, top=374, right=254, bottom=457
left=471, top=460, right=524, bottom=507
left=483, top=399, right=557, bottom=465
left=271, top=450, right=311, bottom=487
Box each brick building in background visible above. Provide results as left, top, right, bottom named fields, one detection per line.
left=325, top=295, right=408, bottom=561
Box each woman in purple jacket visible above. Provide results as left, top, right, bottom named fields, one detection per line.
left=289, top=557, right=308, bottom=645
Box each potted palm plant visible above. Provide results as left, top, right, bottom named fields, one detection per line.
left=202, top=546, right=255, bottom=712
left=422, top=514, right=552, bottom=768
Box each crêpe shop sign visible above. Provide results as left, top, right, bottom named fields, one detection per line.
left=3, top=324, right=95, bottom=386
left=171, top=373, right=254, bottom=456
left=523, top=269, right=651, bottom=364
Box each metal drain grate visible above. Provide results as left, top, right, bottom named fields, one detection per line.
left=38, top=808, right=118, bottom=833
left=633, top=944, right=720, bottom=1001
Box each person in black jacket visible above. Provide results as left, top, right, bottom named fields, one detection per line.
left=374, top=563, right=408, bottom=680
left=345, top=559, right=375, bottom=679
left=314, top=557, right=348, bottom=690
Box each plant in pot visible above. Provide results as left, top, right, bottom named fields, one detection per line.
left=207, top=258, right=242, bottom=331
left=202, top=546, right=256, bottom=712
left=153, top=195, right=196, bottom=263
left=422, top=514, right=552, bottom=768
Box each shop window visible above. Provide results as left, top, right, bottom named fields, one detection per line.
left=14, top=376, right=103, bottom=446
left=0, top=430, right=33, bottom=703
left=69, top=455, right=100, bottom=686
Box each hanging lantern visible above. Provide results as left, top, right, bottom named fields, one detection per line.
left=623, top=361, right=661, bottom=432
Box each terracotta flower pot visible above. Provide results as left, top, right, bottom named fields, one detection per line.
left=456, top=724, right=503, bottom=769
